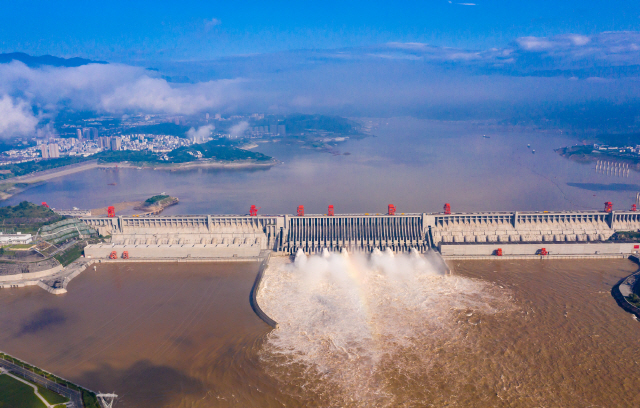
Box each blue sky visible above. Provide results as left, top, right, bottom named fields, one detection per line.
left=0, top=1, right=640, bottom=137
left=1, top=0, right=639, bottom=60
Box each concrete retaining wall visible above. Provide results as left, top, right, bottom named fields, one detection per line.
left=0, top=264, right=62, bottom=283
left=85, top=243, right=261, bottom=259
left=612, top=255, right=640, bottom=318
left=444, top=254, right=629, bottom=260
left=250, top=253, right=277, bottom=328
left=441, top=242, right=639, bottom=258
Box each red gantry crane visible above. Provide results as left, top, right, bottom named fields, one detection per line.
left=604, top=202, right=613, bottom=213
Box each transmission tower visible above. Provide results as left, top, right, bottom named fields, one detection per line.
left=96, top=393, right=118, bottom=408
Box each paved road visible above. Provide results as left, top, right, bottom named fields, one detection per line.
left=13, top=160, right=99, bottom=184
left=0, top=358, right=84, bottom=407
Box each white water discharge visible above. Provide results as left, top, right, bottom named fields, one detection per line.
left=258, top=250, right=514, bottom=407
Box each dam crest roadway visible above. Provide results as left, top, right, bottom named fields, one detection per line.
left=79, top=207, right=640, bottom=259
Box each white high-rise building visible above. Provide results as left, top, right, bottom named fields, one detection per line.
left=110, top=136, right=122, bottom=151
left=48, top=143, right=59, bottom=158
left=39, top=145, right=49, bottom=159
left=39, top=143, right=59, bottom=159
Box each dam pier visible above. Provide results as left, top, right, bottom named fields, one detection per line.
left=80, top=205, right=640, bottom=260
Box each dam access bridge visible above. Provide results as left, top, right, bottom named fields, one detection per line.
left=80, top=204, right=640, bottom=259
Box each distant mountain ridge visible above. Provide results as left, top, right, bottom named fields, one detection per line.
left=0, top=52, right=107, bottom=67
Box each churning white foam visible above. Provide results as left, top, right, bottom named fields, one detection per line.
left=257, top=250, right=512, bottom=406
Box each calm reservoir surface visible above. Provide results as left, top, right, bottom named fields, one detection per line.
left=5, top=118, right=640, bottom=213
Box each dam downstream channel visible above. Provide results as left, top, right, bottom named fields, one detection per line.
left=0, top=257, right=639, bottom=407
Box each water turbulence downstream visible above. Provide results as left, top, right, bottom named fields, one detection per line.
left=257, top=249, right=514, bottom=406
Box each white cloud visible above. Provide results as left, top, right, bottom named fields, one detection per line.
left=516, top=36, right=555, bottom=51
left=569, top=35, right=590, bottom=46
left=204, top=18, right=221, bottom=32
left=0, top=95, right=38, bottom=138
left=0, top=61, right=249, bottom=116
left=229, top=121, right=249, bottom=137
left=186, top=124, right=214, bottom=142
left=100, top=76, right=244, bottom=114
left=0, top=30, right=639, bottom=130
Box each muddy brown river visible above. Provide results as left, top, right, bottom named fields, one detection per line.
left=0, top=259, right=639, bottom=407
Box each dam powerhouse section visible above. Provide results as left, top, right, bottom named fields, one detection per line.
left=81, top=207, right=640, bottom=258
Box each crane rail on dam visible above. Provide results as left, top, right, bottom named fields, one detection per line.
left=79, top=209, right=640, bottom=258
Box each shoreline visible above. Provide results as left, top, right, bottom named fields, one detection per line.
left=612, top=254, right=640, bottom=319
left=99, top=158, right=279, bottom=171
left=0, top=160, right=100, bottom=201
left=0, top=158, right=279, bottom=201
left=250, top=252, right=278, bottom=328
left=556, top=146, right=640, bottom=167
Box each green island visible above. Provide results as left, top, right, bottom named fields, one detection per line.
left=134, top=194, right=179, bottom=213
left=278, top=114, right=363, bottom=135
left=555, top=131, right=640, bottom=165
left=252, top=114, right=369, bottom=152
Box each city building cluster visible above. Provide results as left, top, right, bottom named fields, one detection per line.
left=593, top=144, right=640, bottom=155
left=249, top=125, right=286, bottom=138
left=0, top=113, right=291, bottom=166
left=1, top=130, right=198, bottom=165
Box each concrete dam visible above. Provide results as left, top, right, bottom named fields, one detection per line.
left=81, top=208, right=640, bottom=259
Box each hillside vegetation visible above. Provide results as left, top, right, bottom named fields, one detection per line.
left=0, top=201, right=63, bottom=232
left=280, top=114, right=361, bottom=134
left=167, top=140, right=272, bottom=163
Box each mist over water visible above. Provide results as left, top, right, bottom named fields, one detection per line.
left=258, top=250, right=513, bottom=406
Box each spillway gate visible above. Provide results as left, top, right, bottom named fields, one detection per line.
left=281, top=214, right=431, bottom=253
